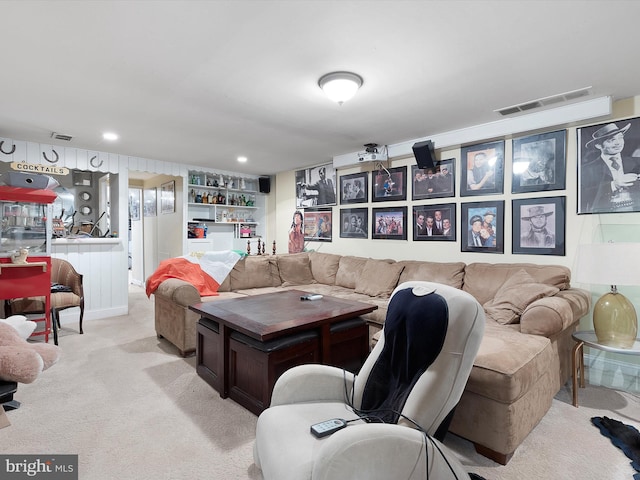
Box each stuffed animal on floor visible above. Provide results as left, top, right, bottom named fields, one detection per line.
left=0, top=321, right=61, bottom=384
left=0, top=315, right=37, bottom=340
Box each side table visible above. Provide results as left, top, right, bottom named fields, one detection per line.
left=571, top=330, right=640, bottom=407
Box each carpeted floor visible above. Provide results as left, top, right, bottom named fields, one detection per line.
left=2, top=285, right=639, bottom=479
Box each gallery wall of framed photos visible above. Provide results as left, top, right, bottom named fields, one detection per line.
left=292, top=131, right=571, bottom=257
left=281, top=98, right=640, bottom=267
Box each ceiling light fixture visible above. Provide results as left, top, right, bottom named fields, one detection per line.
left=103, top=132, right=118, bottom=141
left=318, top=71, right=363, bottom=105
left=237, top=156, right=248, bottom=163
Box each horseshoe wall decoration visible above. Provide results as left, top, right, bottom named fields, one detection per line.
left=0, top=141, right=16, bottom=155
left=43, top=149, right=59, bottom=163
left=90, top=155, right=103, bottom=168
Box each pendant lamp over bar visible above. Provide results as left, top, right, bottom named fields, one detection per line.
left=318, top=71, right=363, bottom=105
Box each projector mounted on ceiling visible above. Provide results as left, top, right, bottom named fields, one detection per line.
left=357, top=143, right=388, bottom=163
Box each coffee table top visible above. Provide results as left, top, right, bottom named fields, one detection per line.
left=190, top=289, right=377, bottom=341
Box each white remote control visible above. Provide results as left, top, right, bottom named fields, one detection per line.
left=300, top=294, right=323, bottom=301
left=310, top=418, right=347, bottom=438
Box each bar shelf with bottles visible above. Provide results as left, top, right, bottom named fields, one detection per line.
left=187, top=171, right=263, bottom=240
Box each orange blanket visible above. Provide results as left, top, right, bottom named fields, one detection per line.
left=145, top=258, right=222, bottom=297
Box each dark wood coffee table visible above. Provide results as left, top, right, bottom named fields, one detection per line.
left=189, top=289, right=377, bottom=414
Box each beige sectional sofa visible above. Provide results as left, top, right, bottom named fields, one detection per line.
left=150, top=251, right=590, bottom=464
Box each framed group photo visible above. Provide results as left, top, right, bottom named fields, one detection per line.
left=340, top=208, right=368, bottom=238
left=460, top=140, right=505, bottom=197
left=512, top=196, right=565, bottom=256
left=577, top=116, right=640, bottom=214
left=295, top=163, right=337, bottom=208
left=460, top=201, right=505, bottom=253
left=372, top=166, right=407, bottom=202
left=372, top=206, right=407, bottom=240
left=412, top=203, right=456, bottom=241
left=512, top=130, right=566, bottom=194
left=340, top=172, right=368, bottom=204
left=303, top=208, right=332, bottom=242
left=411, top=158, right=455, bottom=200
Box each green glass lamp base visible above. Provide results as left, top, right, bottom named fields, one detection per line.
left=593, top=292, right=638, bottom=348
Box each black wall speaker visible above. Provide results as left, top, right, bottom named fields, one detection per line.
left=259, top=176, right=271, bottom=193
left=412, top=140, right=436, bottom=169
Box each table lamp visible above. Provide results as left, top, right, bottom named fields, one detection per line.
left=575, top=242, right=640, bottom=348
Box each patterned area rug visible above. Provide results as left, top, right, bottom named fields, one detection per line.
left=592, top=416, right=640, bottom=480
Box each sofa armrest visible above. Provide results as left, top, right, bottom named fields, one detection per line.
left=154, top=278, right=201, bottom=308
left=520, top=288, right=590, bottom=337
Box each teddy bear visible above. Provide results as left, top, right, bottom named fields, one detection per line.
left=0, top=320, right=61, bottom=384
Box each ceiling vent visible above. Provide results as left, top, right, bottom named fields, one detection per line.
left=51, top=132, right=73, bottom=141
left=495, top=87, right=592, bottom=116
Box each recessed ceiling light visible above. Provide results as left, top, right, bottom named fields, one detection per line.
left=237, top=156, right=248, bottom=163
left=103, top=132, right=119, bottom=141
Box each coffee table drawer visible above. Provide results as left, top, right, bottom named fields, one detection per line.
left=228, top=331, right=320, bottom=415
left=196, top=318, right=220, bottom=392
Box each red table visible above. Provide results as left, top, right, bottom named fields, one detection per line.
left=0, top=256, right=52, bottom=342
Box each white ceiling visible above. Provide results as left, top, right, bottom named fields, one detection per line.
left=1, top=1, right=640, bottom=176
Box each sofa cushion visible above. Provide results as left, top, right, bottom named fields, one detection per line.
left=397, top=260, right=466, bottom=289
left=230, top=256, right=280, bottom=290
left=308, top=252, right=341, bottom=285
left=483, top=269, right=559, bottom=325
left=463, top=263, right=570, bottom=305
left=466, top=324, right=553, bottom=404
left=335, top=256, right=370, bottom=289
left=355, top=259, right=404, bottom=297
left=278, top=253, right=316, bottom=287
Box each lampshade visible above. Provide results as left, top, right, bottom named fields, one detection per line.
left=318, top=72, right=363, bottom=105
left=575, top=242, right=640, bottom=348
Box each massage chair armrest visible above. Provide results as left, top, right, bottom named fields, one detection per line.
left=312, top=424, right=470, bottom=480
left=153, top=278, right=201, bottom=308
left=270, top=364, right=355, bottom=407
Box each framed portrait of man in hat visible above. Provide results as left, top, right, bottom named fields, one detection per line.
left=512, top=130, right=566, bottom=194
left=460, top=201, right=504, bottom=253
left=512, top=196, right=565, bottom=256
left=577, top=116, right=640, bottom=214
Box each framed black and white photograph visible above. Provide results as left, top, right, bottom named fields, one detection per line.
left=340, top=208, right=368, bottom=238
left=460, top=140, right=504, bottom=197
left=160, top=181, right=175, bottom=214
left=295, top=163, right=337, bottom=208
left=340, top=172, right=368, bottom=204
left=513, top=196, right=565, bottom=256
left=411, top=158, right=455, bottom=200
left=372, top=206, right=407, bottom=240
left=372, top=166, right=407, bottom=202
left=303, top=208, right=332, bottom=242
left=512, top=130, right=566, bottom=194
left=129, top=188, right=141, bottom=221
left=460, top=201, right=504, bottom=253
left=577, top=117, right=640, bottom=214
left=143, top=188, right=157, bottom=217
left=412, top=203, right=456, bottom=242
